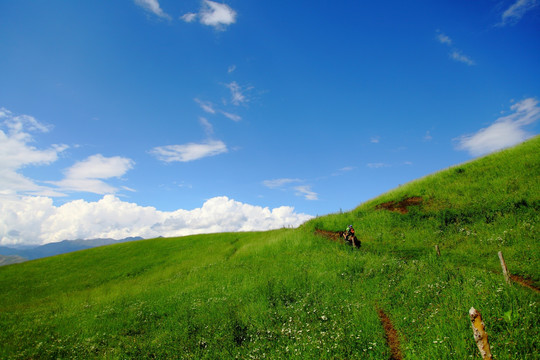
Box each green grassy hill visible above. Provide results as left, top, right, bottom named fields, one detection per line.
left=1, top=137, right=539, bottom=359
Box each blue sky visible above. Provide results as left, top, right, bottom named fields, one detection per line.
left=1, top=0, right=539, bottom=245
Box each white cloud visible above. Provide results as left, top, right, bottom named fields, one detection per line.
left=370, top=136, right=380, bottom=144
left=195, top=98, right=216, bottom=114
left=436, top=31, right=475, bottom=66
left=367, top=163, right=390, bottom=168
left=225, top=81, right=251, bottom=106
left=182, top=1, right=237, bottom=30
left=0, top=195, right=313, bottom=246
left=436, top=32, right=452, bottom=45
left=221, top=111, right=242, bottom=122
left=134, top=0, right=171, bottom=19
left=52, top=154, right=135, bottom=194
left=424, top=130, right=433, bottom=141
left=181, top=13, right=197, bottom=23
left=500, top=0, right=538, bottom=26
left=0, top=107, right=68, bottom=196
left=150, top=140, right=228, bottom=162
left=294, top=186, right=319, bottom=201
left=262, top=178, right=302, bottom=189
left=199, top=117, right=214, bottom=136
left=456, top=98, right=540, bottom=156
left=228, top=65, right=236, bottom=74
left=200, top=0, right=237, bottom=30
left=450, top=51, right=475, bottom=66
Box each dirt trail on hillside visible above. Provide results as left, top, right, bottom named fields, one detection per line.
left=510, top=275, right=540, bottom=293
left=314, top=229, right=345, bottom=244
left=377, top=308, right=403, bottom=360
left=376, top=197, right=423, bottom=214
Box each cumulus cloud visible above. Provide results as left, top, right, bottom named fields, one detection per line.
left=200, top=0, right=237, bottom=29
left=52, top=154, right=135, bottom=194
left=0, top=195, right=313, bottom=246
left=150, top=140, right=228, bottom=162
left=456, top=98, right=540, bottom=156
left=181, top=0, right=237, bottom=30
left=0, top=107, right=68, bottom=196
left=134, top=0, right=171, bottom=19
left=500, top=0, right=538, bottom=26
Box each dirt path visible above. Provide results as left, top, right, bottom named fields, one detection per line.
left=377, top=308, right=403, bottom=360
left=376, top=196, right=423, bottom=214
left=314, top=229, right=345, bottom=244
left=510, top=274, right=540, bottom=293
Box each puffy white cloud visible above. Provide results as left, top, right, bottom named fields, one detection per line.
left=0, top=195, right=313, bottom=246
left=150, top=140, right=228, bottom=162
left=52, top=154, right=135, bottom=194
left=500, top=0, right=538, bottom=26
left=0, top=108, right=68, bottom=196
left=134, top=0, right=171, bottom=19
left=200, top=0, right=237, bottom=29
left=456, top=98, right=540, bottom=156
left=181, top=1, right=237, bottom=30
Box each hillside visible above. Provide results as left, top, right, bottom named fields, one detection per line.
left=0, top=137, right=539, bottom=359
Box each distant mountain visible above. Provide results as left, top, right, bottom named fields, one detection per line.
left=0, top=255, right=27, bottom=266
left=0, top=237, right=144, bottom=262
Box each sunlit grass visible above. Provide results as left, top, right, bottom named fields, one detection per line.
left=0, top=137, right=538, bottom=359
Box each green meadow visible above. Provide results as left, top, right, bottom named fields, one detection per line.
left=1, top=137, right=539, bottom=359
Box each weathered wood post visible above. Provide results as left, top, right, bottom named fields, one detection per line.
left=435, top=244, right=441, bottom=257
left=469, top=307, right=493, bottom=360
left=498, top=251, right=511, bottom=285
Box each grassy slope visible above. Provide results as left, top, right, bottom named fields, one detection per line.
left=0, top=137, right=539, bottom=359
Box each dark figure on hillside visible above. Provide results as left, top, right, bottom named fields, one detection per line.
left=343, top=225, right=361, bottom=248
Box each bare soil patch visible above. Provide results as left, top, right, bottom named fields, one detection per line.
left=376, top=196, right=423, bottom=214
left=314, top=229, right=345, bottom=244
left=510, top=274, right=540, bottom=293
left=377, top=308, right=403, bottom=360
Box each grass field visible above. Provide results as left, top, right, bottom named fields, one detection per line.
left=1, top=137, right=539, bottom=359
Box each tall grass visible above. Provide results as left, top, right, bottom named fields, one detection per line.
left=1, top=137, right=538, bottom=359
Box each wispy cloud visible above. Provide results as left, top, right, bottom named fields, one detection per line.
left=199, top=117, right=214, bottom=136
left=499, top=0, right=538, bottom=26
left=436, top=31, right=475, bottom=66
left=195, top=98, right=216, bottom=114
left=456, top=97, right=540, bottom=156
left=181, top=0, right=237, bottom=31
left=225, top=81, right=251, bottom=106
left=52, top=155, right=135, bottom=195
left=370, top=136, right=380, bottom=144
left=220, top=111, right=242, bottom=122
left=450, top=51, right=475, bottom=66
left=262, top=178, right=302, bottom=189
left=294, top=185, right=319, bottom=201
left=150, top=140, right=228, bottom=162
left=134, top=0, right=171, bottom=19
left=423, top=130, right=433, bottom=142
left=367, top=163, right=391, bottom=169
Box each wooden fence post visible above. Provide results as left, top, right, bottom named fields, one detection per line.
left=498, top=251, right=511, bottom=285
left=469, top=307, right=493, bottom=360
left=435, top=244, right=441, bottom=257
